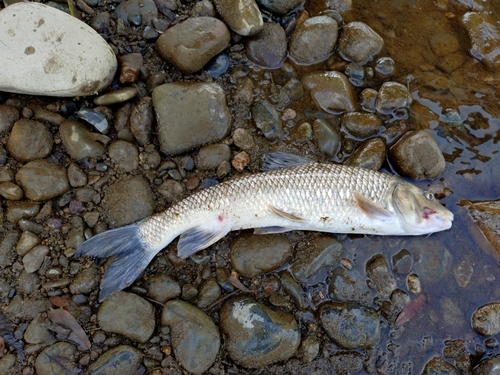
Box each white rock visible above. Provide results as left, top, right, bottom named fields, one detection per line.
left=0, top=3, right=117, bottom=97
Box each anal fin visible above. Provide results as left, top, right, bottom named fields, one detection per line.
left=353, top=191, right=393, bottom=220
left=269, top=205, right=305, bottom=222
left=178, top=225, right=230, bottom=259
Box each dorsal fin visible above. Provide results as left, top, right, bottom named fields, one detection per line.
left=353, top=192, right=393, bottom=220
left=262, top=152, right=314, bottom=171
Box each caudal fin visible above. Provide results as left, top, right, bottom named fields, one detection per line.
left=75, top=224, right=155, bottom=301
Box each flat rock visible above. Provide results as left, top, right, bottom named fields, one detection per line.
left=462, top=11, right=500, bottom=70
left=153, top=82, right=231, bottom=155
left=214, top=0, right=263, bottom=36
left=7, top=119, right=53, bottom=162
left=337, top=22, right=384, bottom=65
left=15, top=160, right=69, bottom=201
left=0, top=3, right=117, bottom=96
left=245, top=22, right=287, bottom=68
left=472, top=302, right=500, bottom=336
left=88, top=345, right=142, bottom=375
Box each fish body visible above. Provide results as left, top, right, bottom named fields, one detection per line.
left=76, top=153, right=453, bottom=301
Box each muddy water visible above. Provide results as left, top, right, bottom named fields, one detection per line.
left=296, top=0, right=500, bottom=372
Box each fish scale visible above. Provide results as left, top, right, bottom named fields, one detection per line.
left=76, top=155, right=453, bottom=301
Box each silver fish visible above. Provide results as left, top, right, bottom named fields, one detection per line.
left=76, top=152, right=453, bottom=301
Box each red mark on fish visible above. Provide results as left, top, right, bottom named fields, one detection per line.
left=423, top=207, right=437, bottom=219
left=396, top=294, right=426, bottom=326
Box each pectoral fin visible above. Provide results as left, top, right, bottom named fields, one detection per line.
left=269, top=205, right=305, bottom=222
left=353, top=192, right=393, bottom=220
left=178, top=226, right=230, bottom=259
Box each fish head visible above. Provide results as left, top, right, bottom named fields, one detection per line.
left=392, top=183, right=453, bottom=234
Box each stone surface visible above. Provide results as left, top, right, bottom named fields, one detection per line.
left=214, top=0, right=263, bottom=36
left=319, top=301, right=380, bottom=349
left=162, top=300, right=220, bottom=374
left=15, top=160, right=70, bottom=201
left=0, top=3, right=117, bottom=96
left=462, top=11, right=500, bottom=70
left=98, top=291, right=155, bottom=343
left=252, top=100, right=283, bottom=141
left=60, top=120, right=109, bottom=160
left=289, top=16, right=338, bottom=65
left=7, top=119, right=52, bottom=161
left=220, top=296, right=300, bottom=368
left=313, top=118, right=341, bottom=157
left=245, top=22, right=287, bottom=68
left=153, top=82, right=231, bottom=155
left=256, top=0, right=304, bottom=15
left=156, top=17, right=230, bottom=73
left=88, top=345, right=142, bottom=375
left=302, top=71, right=357, bottom=114
left=341, top=112, right=381, bottom=139
left=466, top=200, right=500, bottom=256
left=103, top=175, right=156, bottom=226
left=115, top=0, right=158, bottom=25
left=389, top=130, right=446, bottom=180
left=337, top=22, right=384, bottom=65
left=344, top=137, right=386, bottom=170
left=230, top=233, right=292, bottom=278
left=472, top=302, right=500, bottom=336
left=145, top=274, right=181, bottom=303
left=421, top=356, right=461, bottom=375
left=35, top=342, right=78, bottom=375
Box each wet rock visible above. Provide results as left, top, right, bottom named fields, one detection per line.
left=279, top=270, right=304, bottom=308
left=88, top=345, right=142, bottom=375
left=197, top=278, right=222, bottom=309
left=421, top=356, right=461, bottom=375
left=0, top=3, right=117, bottom=96
left=109, top=140, right=139, bottom=172
left=365, top=254, right=397, bottom=297
left=376, top=81, right=410, bottom=114
left=15, top=160, right=69, bottom=201
left=429, top=33, right=460, bottom=57
left=196, top=144, right=231, bottom=170
left=156, top=17, right=230, bottom=73
left=413, top=247, right=452, bottom=284
left=245, top=22, right=287, bottom=68
left=462, top=11, right=500, bottom=70
left=232, top=151, right=250, bottom=172
left=0, top=181, right=23, bottom=201
left=256, top=0, right=304, bottom=15
left=341, top=112, right=381, bottom=139
left=302, top=71, right=357, bottom=114
left=35, top=342, right=78, bottom=375
left=360, top=88, right=378, bottom=113
left=289, top=16, right=338, bottom=65
left=472, top=354, right=500, bottom=375
left=252, top=100, right=283, bottom=141
left=407, top=273, right=422, bottom=294
left=337, top=22, right=384, bottom=65
left=0, top=105, right=20, bottom=134
left=94, top=87, right=138, bottom=106
left=389, top=130, right=445, bottom=179
left=23, top=245, right=49, bottom=273
left=7, top=119, right=53, bottom=161
left=344, top=137, right=386, bottom=170
left=329, top=266, right=372, bottom=304
left=313, top=118, right=341, bottom=157
left=290, top=235, right=342, bottom=282
left=24, top=313, right=56, bottom=345
left=68, top=163, right=88, bottom=187
left=130, top=97, right=154, bottom=146
left=98, top=291, right=155, bottom=343
left=103, top=175, right=156, bottom=226
left=466, top=200, right=500, bottom=256
left=214, top=0, right=263, bottom=36
left=319, top=301, right=380, bottom=349
left=391, top=248, right=414, bottom=274
left=69, top=266, right=99, bottom=295
left=230, top=233, right=292, bottom=278
left=153, top=82, right=231, bottom=155
left=115, top=0, right=158, bottom=25
left=375, top=57, right=395, bottom=76
left=220, top=296, right=300, bottom=368
left=162, top=300, right=220, bottom=374
left=472, top=302, right=500, bottom=336
left=145, top=274, right=181, bottom=303
left=60, top=120, right=109, bottom=160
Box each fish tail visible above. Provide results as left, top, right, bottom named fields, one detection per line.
left=75, top=223, right=156, bottom=302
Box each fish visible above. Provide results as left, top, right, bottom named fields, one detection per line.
left=75, top=152, right=453, bottom=301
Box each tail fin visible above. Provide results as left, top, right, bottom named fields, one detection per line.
left=75, top=224, right=156, bottom=302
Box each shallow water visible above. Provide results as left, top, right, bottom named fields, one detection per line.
left=297, top=0, right=500, bottom=372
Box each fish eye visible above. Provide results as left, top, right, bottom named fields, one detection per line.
left=423, top=191, right=434, bottom=200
